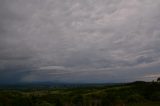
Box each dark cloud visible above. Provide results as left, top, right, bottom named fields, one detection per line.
left=0, top=0, right=160, bottom=83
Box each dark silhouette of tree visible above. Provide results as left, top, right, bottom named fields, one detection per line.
left=157, top=77, right=160, bottom=82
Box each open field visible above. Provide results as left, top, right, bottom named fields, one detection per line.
left=0, top=82, right=160, bottom=106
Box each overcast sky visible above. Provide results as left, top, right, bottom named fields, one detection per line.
left=0, top=0, right=160, bottom=84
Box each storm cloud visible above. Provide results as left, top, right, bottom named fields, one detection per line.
left=0, top=0, right=160, bottom=83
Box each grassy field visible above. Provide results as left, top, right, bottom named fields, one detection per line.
left=0, top=82, right=160, bottom=106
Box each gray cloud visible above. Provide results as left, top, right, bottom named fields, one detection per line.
left=0, top=0, right=160, bottom=83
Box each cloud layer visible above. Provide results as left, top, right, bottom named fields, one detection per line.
left=0, top=0, right=160, bottom=83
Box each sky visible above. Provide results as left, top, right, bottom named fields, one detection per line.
left=0, top=0, right=160, bottom=84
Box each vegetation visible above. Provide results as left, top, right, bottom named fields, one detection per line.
left=0, top=82, right=160, bottom=106
left=157, top=77, right=160, bottom=82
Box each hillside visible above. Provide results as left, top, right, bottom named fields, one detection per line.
left=0, top=82, right=160, bottom=106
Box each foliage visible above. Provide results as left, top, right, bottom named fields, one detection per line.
left=0, top=82, right=160, bottom=106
